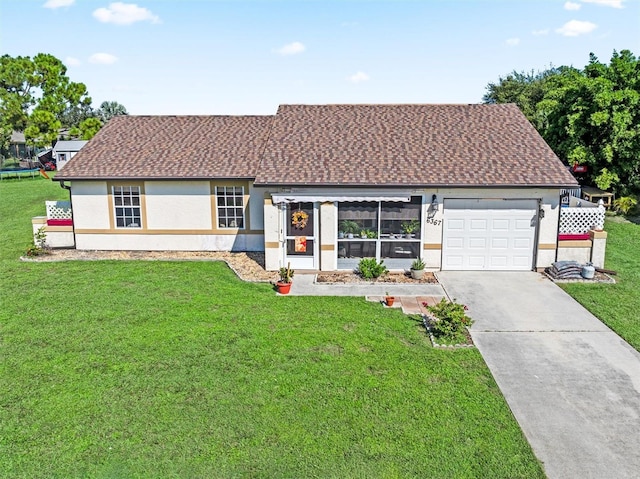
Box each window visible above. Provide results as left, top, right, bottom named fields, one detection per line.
left=337, top=196, right=422, bottom=270
left=216, top=186, right=245, bottom=229
left=57, top=153, right=66, bottom=163
left=113, top=185, right=141, bottom=228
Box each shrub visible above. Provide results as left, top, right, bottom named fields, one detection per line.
left=357, top=258, right=387, bottom=279
left=25, top=226, right=50, bottom=257
left=425, top=299, right=473, bottom=342
left=613, top=196, right=638, bottom=215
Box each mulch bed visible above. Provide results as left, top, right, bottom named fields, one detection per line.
left=316, top=271, right=438, bottom=284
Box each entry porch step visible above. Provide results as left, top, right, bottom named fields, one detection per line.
left=367, top=295, right=443, bottom=315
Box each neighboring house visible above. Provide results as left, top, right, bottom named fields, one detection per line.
left=8, top=131, right=34, bottom=159
left=55, top=104, right=580, bottom=272
left=52, top=140, right=88, bottom=170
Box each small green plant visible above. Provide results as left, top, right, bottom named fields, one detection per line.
left=401, top=219, right=420, bottom=235
left=425, top=298, right=473, bottom=343
left=613, top=196, right=637, bottom=215
left=357, top=258, right=387, bottom=279
left=278, top=263, right=294, bottom=283
left=25, top=226, right=50, bottom=257
left=339, top=220, right=360, bottom=235
left=411, top=257, right=425, bottom=270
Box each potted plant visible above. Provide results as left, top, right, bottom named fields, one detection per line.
left=276, top=263, right=294, bottom=294
left=410, top=257, right=426, bottom=279
left=401, top=219, right=420, bottom=238
left=384, top=291, right=395, bottom=307
left=340, top=220, right=360, bottom=239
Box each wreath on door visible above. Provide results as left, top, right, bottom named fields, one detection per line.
left=291, top=209, right=309, bottom=229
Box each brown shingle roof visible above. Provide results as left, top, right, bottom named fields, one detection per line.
left=56, top=115, right=274, bottom=180
left=255, top=104, right=577, bottom=187
left=58, top=104, right=577, bottom=188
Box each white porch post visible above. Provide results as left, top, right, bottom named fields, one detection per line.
left=263, top=196, right=282, bottom=271
left=319, top=201, right=337, bottom=271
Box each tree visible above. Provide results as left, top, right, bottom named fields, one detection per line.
left=98, top=100, right=128, bottom=123
left=78, top=117, right=103, bottom=140
left=484, top=50, right=640, bottom=195
left=0, top=53, right=92, bottom=146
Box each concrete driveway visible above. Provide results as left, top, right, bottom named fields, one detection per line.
left=436, top=271, right=640, bottom=479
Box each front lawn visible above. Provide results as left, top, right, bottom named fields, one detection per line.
left=0, top=178, right=544, bottom=478
left=560, top=218, right=640, bottom=350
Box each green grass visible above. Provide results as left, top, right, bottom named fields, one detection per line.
left=560, top=218, right=640, bottom=350
left=0, top=178, right=544, bottom=478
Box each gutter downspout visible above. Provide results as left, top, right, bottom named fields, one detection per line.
left=58, top=180, right=76, bottom=248
left=533, top=198, right=543, bottom=271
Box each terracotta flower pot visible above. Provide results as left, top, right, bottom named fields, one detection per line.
left=385, top=296, right=395, bottom=307
left=276, top=281, right=292, bottom=294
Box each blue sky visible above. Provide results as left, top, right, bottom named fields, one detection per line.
left=2, top=0, right=638, bottom=115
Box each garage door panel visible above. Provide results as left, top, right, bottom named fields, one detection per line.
left=468, top=256, right=486, bottom=267
left=442, top=200, right=537, bottom=271
left=492, top=238, right=508, bottom=248
left=492, top=218, right=510, bottom=230
left=447, top=219, right=465, bottom=230
left=490, top=256, right=508, bottom=267
left=470, top=219, right=488, bottom=231
left=469, top=237, right=487, bottom=248
left=445, top=237, right=464, bottom=248
left=514, top=237, right=532, bottom=249
left=444, top=255, right=464, bottom=267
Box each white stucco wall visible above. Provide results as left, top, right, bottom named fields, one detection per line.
left=145, top=181, right=212, bottom=229
left=75, top=233, right=264, bottom=251
left=70, top=181, right=110, bottom=229
left=250, top=186, right=268, bottom=231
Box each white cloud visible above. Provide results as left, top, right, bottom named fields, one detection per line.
left=273, top=41, right=306, bottom=55
left=564, top=1, right=582, bottom=10
left=347, top=71, right=370, bottom=84
left=556, top=19, right=597, bottom=36
left=532, top=29, right=550, bottom=35
left=89, top=53, right=118, bottom=65
left=581, top=0, right=624, bottom=7
left=65, top=56, right=81, bottom=66
left=43, top=0, right=74, bottom=8
left=93, top=2, right=160, bottom=25
left=506, top=37, right=520, bottom=46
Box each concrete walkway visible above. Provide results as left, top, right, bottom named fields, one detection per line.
left=287, top=273, right=445, bottom=297
left=436, top=271, right=640, bottom=479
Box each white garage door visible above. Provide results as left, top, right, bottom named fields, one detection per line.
left=442, top=199, right=537, bottom=271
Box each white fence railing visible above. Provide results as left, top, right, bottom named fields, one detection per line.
left=561, top=187, right=582, bottom=199
left=559, top=199, right=605, bottom=235
left=46, top=200, right=72, bottom=220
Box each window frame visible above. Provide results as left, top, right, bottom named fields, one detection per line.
left=112, top=185, right=143, bottom=229
left=215, top=186, right=246, bottom=230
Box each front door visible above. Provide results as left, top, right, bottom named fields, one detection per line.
left=284, top=202, right=317, bottom=270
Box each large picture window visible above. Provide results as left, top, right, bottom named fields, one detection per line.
left=113, top=185, right=141, bottom=228
left=216, top=186, right=245, bottom=229
left=337, top=196, right=422, bottom=269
